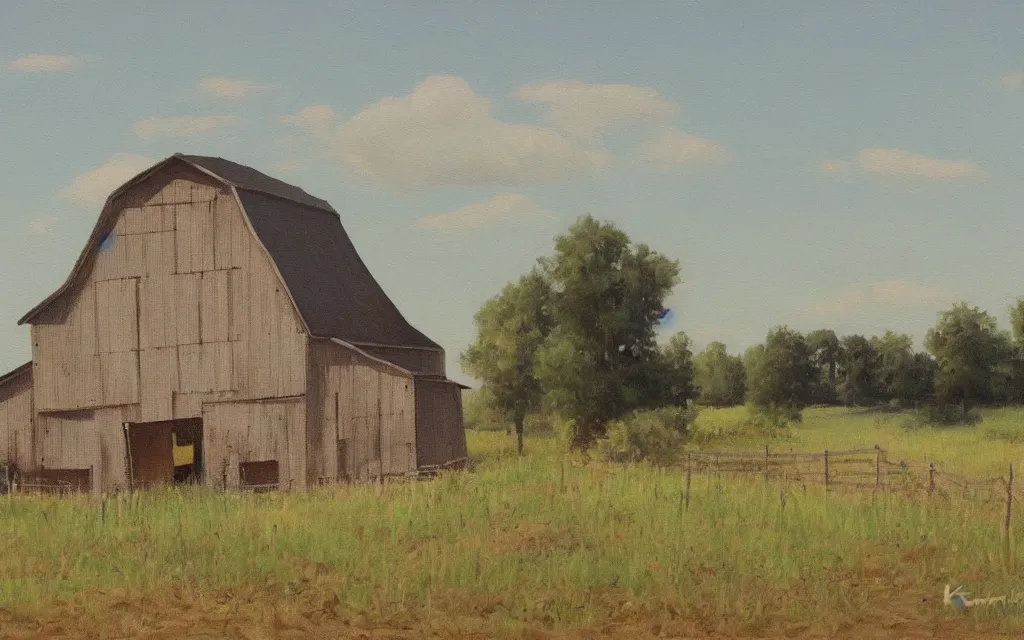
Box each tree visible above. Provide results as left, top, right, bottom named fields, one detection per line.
left=925, top=302, right=1012, bottom=410
left=744, top=326, right=813, bottom=418
left=534, top=215, right=680, bottom=448
left=806, top=329, right=840, bottom=405
left=693, top=341, right=746, bottom=406
left=837, top=334, right=878, bottom=406
left=460, top=269, right=553, bottom=455
left=661, top=331, right=697, bottom=406
left=871, top=331, right=917, bottom=406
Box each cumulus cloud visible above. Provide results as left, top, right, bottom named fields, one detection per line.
left=282, top=105, right=336, bottom=137
left=802, top=280, right=951, bottom=318
left=512, top=80, right=679, bottom=141
left=132, top=115, right=240, bottom=140
left=819, top=159, right=850, bottom=174
left=414, top=193, right=555, bottom=232
left=58, top=153, right=154, bottom=205
left=4, top=54, right=83, bottom=72
left=327, top=75, right=607, bottom=189
left=28, top=216, right=58, bottom=234
left=634, top=129, right=727, bottom=172
left=995, top=71, right=1023, bottom=90
left=197, top=76, right=272, bottom=99
left=857, top=148, right=980, bottom=179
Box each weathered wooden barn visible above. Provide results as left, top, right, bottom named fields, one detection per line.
left=0, top=154, right=468, bottom=493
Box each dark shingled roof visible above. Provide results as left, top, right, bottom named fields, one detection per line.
left=237, top=189, right=441, bottom=349
left=176, top=154, right=336, bottom=212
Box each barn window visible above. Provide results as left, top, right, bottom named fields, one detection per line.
left=239, top=460, right=279, bottom=492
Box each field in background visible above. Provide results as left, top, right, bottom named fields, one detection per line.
left=3, top=409, right=1024, bottom=638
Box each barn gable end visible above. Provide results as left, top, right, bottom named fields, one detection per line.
left=4, top=153, right=466, bottom=492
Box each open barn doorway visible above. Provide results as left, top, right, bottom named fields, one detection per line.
left=124, top=418, right=204, bottom=489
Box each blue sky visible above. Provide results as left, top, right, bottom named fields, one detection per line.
left=2, top=1, right=1023, bottom=384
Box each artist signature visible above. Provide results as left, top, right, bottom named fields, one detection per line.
left=944, top=584, right=1024, bottom=611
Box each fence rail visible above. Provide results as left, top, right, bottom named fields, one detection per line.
left=681, top=444, right=1020, bottom=551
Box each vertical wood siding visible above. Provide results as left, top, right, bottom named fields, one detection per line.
left=203, top=398, right=305, bottom=491
left=306, top=340, right=416, bottom=484
left=414, top=379, right=468, bottom=469
left=28, top=165, right=309, bottom=490
left=0, top=372, right=34, bottom=470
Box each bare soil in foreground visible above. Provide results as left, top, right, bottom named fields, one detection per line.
left=0, top=575, right=1019, bottom=640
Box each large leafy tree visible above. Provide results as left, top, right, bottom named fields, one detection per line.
left=661, top=331, right=697, bottom=406
left=926, top=302, right=1013, bottom=409
left=806, top=329, right=841, bottom=405
left=460, top=270, right=554, bottom=455
left=745, top=326, right=813, bottom=416
left=837, top=334, right=878, bottom=406
left=534, top=215, right=680, bottom=447
left=693, top=341, right=746, bottom=406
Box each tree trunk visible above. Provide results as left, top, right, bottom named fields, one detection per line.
left=514, top=415, right=525, bottom=456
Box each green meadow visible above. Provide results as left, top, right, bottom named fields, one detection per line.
left=4, top=407, right=1024, bottom=637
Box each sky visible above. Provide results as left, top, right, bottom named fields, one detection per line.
left=1, top=1, right=1023, bottom=385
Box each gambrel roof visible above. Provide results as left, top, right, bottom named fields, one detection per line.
left=19, top=154, right=442, bottom=352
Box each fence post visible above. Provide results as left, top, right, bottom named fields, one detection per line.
left=765, top=445, right=769, bottom=480
left=929, top=463, right=935, bottom=495
left=1005, top=463, right=1014, bottom=566
left=824, top=450, right=830, bottom=489
left=685, top=454, right=692, bottom=512
left=875, top=445, right=881, bottom=490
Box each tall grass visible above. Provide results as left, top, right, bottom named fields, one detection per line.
left=2, top=415, right=1024, bottom=632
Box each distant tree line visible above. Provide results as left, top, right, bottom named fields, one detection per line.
left=461, top=215, right=1024, bottom=453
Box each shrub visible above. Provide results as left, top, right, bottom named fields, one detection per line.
left=901, top=403, right=983, bottom=430
left=596, top=406, right=695, bottom=466
left=463, top=388, right=507, bottom=432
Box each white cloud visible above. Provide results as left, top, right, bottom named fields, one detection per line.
left=329, top=75, right=608, bottom=190
left=857, top=148, right=980, bottom=179
left=802, top=280, right=951, bottom=318
left=634, top=129, right=727, bottom=172
left=995, top=71, right=1023, bottom=90
left=197, top=76, right=272, bottom=99
left=819, top=159, right=850, bottom=174
left=58, top=153, right=154, bottom=205
left=132, top=115, right=240, bottom=140
left=414, top=193, right=556, bottom=232
left=28, top=216, right=58, bottom=234
left=282, top=105, right=336, bottom=137
left=5, top=54, right=83, bottom=72
left=512, top=80, right=679, bottom=142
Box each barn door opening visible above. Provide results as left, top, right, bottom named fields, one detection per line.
left=125, top=418, right=204, bottom=488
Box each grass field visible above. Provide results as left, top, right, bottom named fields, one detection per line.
left=3, top=407, right=1024, bottom=638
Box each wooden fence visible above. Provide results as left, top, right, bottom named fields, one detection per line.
left=682, top=445, right=1021, bottom=550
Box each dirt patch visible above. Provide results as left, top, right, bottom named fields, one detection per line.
left=0, top=572, right=1020, bottom=640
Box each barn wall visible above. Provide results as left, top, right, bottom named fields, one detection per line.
left=306, top=340, right=416, bottom=484
left=26, top=164, right=310, bottom=492
left=202, top=398, right=305, bottom=491
left=414, top=379, right=467, bottom=469
left=358, top=345, right=445, bottom=377
left=34, top=405, right=139, bottom=494
left=31, top=165, right=308, bottom=423
left=0, top=370, right=34, bottom=470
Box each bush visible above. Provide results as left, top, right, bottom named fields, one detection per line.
left=901, top=403, right=983, bottom=430
left=745, top=404, right=801, bottom=431
left=596, top=407, right=695, bottom=466
left=463, top=388, right=507, bottom=431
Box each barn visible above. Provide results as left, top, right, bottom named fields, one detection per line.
left=0, top=154, right=468, bottom=493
